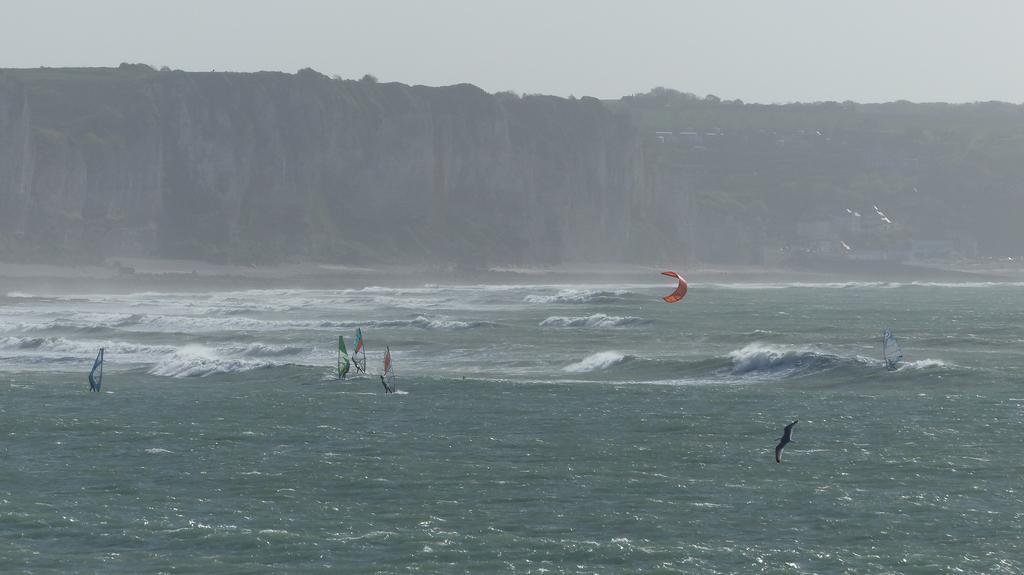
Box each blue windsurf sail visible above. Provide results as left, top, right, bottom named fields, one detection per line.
left=88, top=348, right=104, bottom=391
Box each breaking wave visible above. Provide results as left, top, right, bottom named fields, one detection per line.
left=0, top=336, right=310, bottom=373
left=723, top=344, right=961, bottom=379
left=9, top=313, right=143, bottom=333
left=404, top=316, right=493, bottom=330
left=319, top=316, right=494, bottom=330
left=231, top=342, right=308, bottom=357
left=0, top=336, right=48, bottom=350
left=708, top=281, right=897, bottom=290
left=111, top=313, right=147, bottom=327
left=16, top=312, right=495, bottom=334
left=706, top=329, right=778, bottom=343
left=524, top=289, right=633, bottom=304
left=0, top=335, right=176, bottom=356
left=148, top=345, right=281, bottom=378
left=727, top=343, right=857, bottom=376
left=707, top=281, right=1024, bottom=290
left=540, top=314, right=651, bottom=328
left=563, top=351, right=632, bottom=373
left=897, top=358, right=955, bottom=370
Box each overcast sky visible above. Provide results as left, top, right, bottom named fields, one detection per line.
left=3, top=0, right=1022, bottom=103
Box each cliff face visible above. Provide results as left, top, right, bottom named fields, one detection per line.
left=0, top=67, right=672, bottom=266
left=618, top=89, right=1024, bottom=261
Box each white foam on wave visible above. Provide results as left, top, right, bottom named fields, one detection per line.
left=0, top=335, right=311, bottom=369
left=524, top=289, right=632, bottom=304
left=708, top=281, right=897, bottom=290
left=540, top=314, right=650, bottom=328
left=708, top=280, right=1024, bottom=290
left=126, top=314, right=288, bottom=332
left=148, top=344, right=280, bottom=377
left=0, top=335, right=176, bottom=356
left=231, top=342, right=307, bottom=357
left=728, top=343, right=843, bottom=375
left=214, top=304, right=294, bottom=315
left=85, top=312, right=494, bottom=333
left=906, top=281, right=1024, bottom=288
left=7, top=312, right=147, bottom=333
left=898, top=358, right=954, bottom=370
left=563, top=351, right=630, bottom=373
left=407, top=316, right=492, bottom=330
left=368, top=296, right=452, bottom=309
left=321, top=316, right=493, bottom=330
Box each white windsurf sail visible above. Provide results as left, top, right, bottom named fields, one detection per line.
left=882, top=328, right=904, bottom=370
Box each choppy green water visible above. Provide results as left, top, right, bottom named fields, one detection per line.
left=2, top=282, right=1023, bottom=573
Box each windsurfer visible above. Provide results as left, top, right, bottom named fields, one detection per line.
left=88, top=348, right=104, bottom=392
left=380, top=375, right=393, bottom=394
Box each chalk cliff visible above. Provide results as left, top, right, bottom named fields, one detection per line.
left=0, top=66, right=683, bottom=266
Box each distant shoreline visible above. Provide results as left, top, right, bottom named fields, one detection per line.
left=1, top=258, right=1018, bottom=296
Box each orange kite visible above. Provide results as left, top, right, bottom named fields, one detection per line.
left=661, top=271, right=688, bottom=303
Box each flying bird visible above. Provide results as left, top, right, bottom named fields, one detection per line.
left=775, top=420, right=798, bottom=463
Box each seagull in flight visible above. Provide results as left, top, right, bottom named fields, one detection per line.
left=775, top=420, right=798, bottom=463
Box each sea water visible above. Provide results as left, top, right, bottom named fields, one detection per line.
left=1, top=282, right=1023, bottom=572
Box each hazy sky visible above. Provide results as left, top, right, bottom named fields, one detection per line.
left=3, top=0, right=1022, bottom=103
